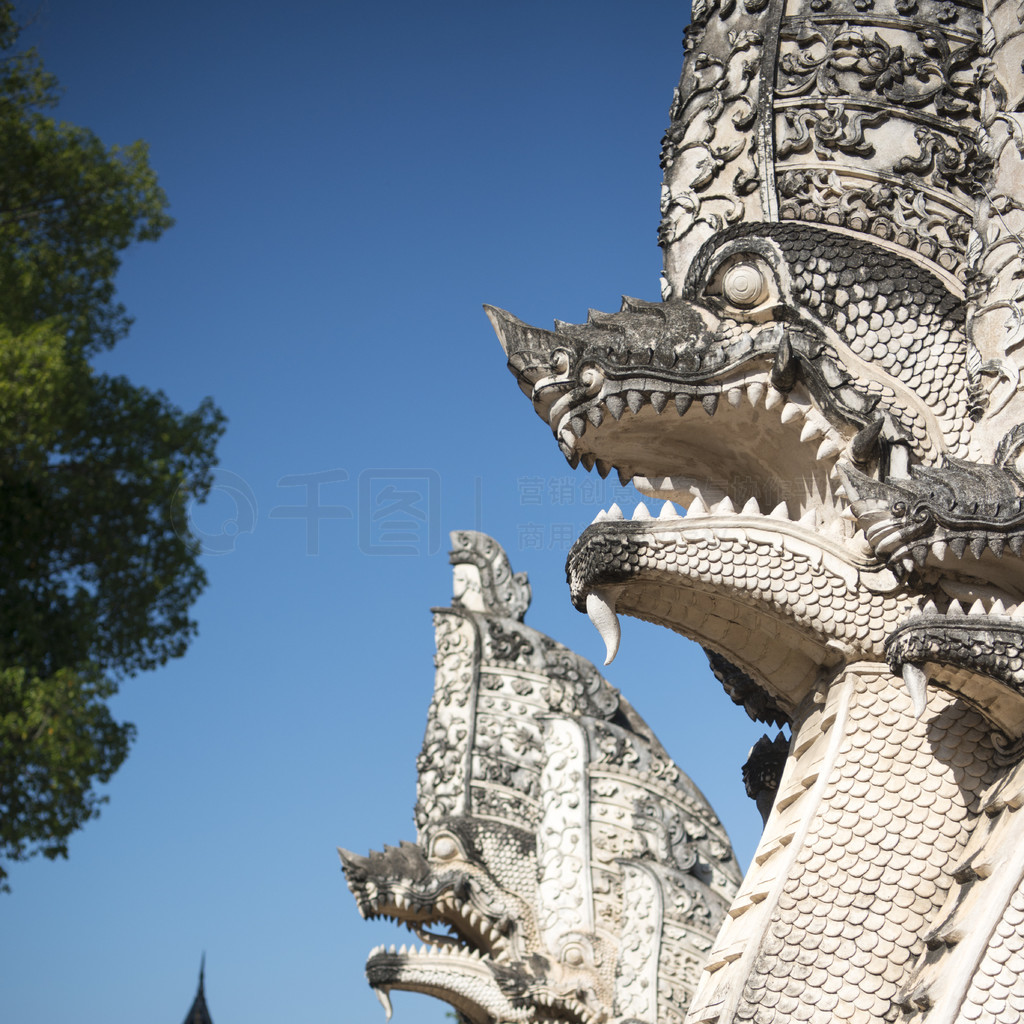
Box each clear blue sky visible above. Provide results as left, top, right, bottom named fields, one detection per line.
left=1, top=3, right=771, bottom=1022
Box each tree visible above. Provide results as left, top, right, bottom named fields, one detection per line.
left=0, top=4, right=225, bottom=888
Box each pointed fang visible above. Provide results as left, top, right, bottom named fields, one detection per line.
left=851, top=417, right=884, bottom=466
left=902, top=663, right=929, bottom=719
left=770, top=334, right=798, bottom=391
left=689, top=495, right=710, bottom=516
left=376, top=988, right=394, bottom=1021
left=586, top=589, right=621, bottom=665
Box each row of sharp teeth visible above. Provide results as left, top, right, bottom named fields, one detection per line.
left=910, top=596, right=1024, bottom=618
left=903, top=596, right=1024, bottom=716
left=378, top=893, right=426, bottom=913
left=566, top=374, right=847, bottom=476
left=598, top=495, right=827, bottom=528
left=380, top=913, right=457, bottom=941
left=370, top=900, right=508, bottom=956
left=368, top=941, right=490, bottom=960
left=887, top=533, right=1024, bottom=566
left=436, top=897, right=507, bottom=950
left=581, top=513, right=1024, bottom=669
left=371, top=976, right=596, bottom=1024
left=591, top=496, right=848, bottom=537
left=532, top=989, right=599, bottom=1024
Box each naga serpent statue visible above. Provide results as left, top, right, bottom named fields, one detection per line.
left=342, top=531, right=742, bottom=1023
left=483, top=0, right=1024, bottom=1021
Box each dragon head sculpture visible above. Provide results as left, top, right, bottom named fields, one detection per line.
left=491, top=0, right=1024, bottom=1020
left=341, top=532, right=742, bottom=1024
left=490, top=0, right=1024, bottom=746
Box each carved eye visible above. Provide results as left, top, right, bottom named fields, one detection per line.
left=432, top=835, right=460, bottom=860
left=563, top=945, right=585, bottom=967
left=722, top=262, right=768, bottom=307
left=704, top=252, right=779, bottom=315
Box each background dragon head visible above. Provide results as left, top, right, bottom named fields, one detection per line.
left=342, top=532, right=742, bottom=1024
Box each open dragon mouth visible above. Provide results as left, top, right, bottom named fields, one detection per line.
left=360, top=890, right=511, bottom=962
left=365, top=937, right=598, bottom=1024
left=346, top=874, right=540, bottom=1024
left=542, top=361, right=879, bottom=551
left=538, top=353, right=912, bottom=710
left=363, top=922, right=597, bottom=1024
left=557, top=370, right=858, bottom=537
left=339, top=843, right=529, bottom=1021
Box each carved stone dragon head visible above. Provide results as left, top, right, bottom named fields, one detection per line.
left=491, top=0, right=1024, bottom=755
left=341, top=532, right=741, bottom=1024
left=491, top=0, right=1024, bottom=1019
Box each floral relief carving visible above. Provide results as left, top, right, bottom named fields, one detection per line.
left=592, top=721, right=642, bottom=767
left=486, top=620, right=534, bottom=663
left=659, top=27, right=764, bottom=250
left=777, top=168, right=972, bottom=277
left=777, top=100, right=886, bottom=159
left=712, top=0, right=772, bottom=22
left=897, top=126, right=993, bottom=194
left=469, top=785, right=539, bottom=828
left=634, top=795, right=699, bottom=872
left=613, top=864, right=662, bottom=1021
left=536, top=718, right=593, bottom=946
left=415, top=613, right=477, bottom=827
left=778, top=22, right=978, bottom=117
left=541, top=644, right=618, bottom=717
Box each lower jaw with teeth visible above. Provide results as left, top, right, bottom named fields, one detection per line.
left=366, top=947, right=529, bottom=1024
left=570, top=516, right=909, bottom=700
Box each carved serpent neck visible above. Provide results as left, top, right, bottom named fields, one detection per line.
left=687, top=662, right=997, bottom=1024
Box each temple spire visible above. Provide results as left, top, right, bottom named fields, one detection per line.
left=181, top=955, right=213, bottom=1024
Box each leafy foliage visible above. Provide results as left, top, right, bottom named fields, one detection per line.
left=0, top=4, right=225, bottom=887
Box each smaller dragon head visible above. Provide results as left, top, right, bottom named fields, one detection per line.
left=342, top=532, right=741, bottom=1024
left=340, top=835, right=530, bottom=1022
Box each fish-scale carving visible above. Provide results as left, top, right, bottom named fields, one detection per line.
left=726, top=672, right=995, bottom=1023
